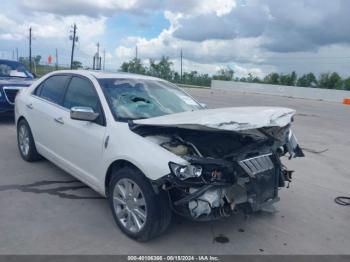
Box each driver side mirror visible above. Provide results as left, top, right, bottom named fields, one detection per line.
left=70, top=106, right=99, bottom=122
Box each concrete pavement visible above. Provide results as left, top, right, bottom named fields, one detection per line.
left=0, top=88, right=349, bottom=254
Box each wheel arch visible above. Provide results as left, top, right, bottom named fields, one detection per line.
left=16, top=115, right=27, bottom=127
left=104, top=159, right=147, bottom=197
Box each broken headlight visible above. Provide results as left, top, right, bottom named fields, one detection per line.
left=169, top=162, right=203, bottom=180
left=285, top=130, right=305, bottom=158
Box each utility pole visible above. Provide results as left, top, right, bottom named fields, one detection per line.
left=16, top=48, right=18, bottom=61
left=97, top=42, right=101, bottom=70
left=55, top=48, right=58, bottom=70
left=70, top=24, right=78, bottom=69
left=12, top=49, right=15, bottom=60
left=93, top=42, right=102, bottom=70
left=103, top=48, right=106, bottom=70
left=180, top=49, right=183, bottom=83
left=135, top=45, right=138, bottom=60
left=29, top=27, right=32, bottom=71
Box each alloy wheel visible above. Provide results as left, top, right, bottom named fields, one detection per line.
left=113, top=178, right=147, bottom=233
left=18, top=124, right=30, bottom=157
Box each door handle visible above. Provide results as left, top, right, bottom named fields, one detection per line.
left=54, top=117, right=64, bottom=125
left=26, top=103, right=33, bottom=109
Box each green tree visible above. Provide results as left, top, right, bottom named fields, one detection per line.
left=148, top=56, right=173, bottom=80
left=72, top=60, right=83, bottom=69
left=279, top=71, right=297, bottom=86
left=319, top=72, right=342, bottom=89
left=297, top=73, right=317, bottom=87
left=213, top=67, right=234, bottom=81
left=120, top=58, right=146, bottom=74
left=34, top=55, right=41, bottom=65
left=264, top=72, right=280, bottom=85
left=343, top=77, right=350, bottom=91
left=246, top=73, right=262, bottom=83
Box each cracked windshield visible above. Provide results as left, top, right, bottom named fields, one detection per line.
left=99, top=79, right=202, bottom=120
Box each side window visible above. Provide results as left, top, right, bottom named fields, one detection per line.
left=33, top=83, right=43, bottom=96
left=39, top=75, right=69, bottom=105
left=63, top=77, right=100, bottom=113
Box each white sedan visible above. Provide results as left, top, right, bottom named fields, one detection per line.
left=15, top=70, right=304, bottom=241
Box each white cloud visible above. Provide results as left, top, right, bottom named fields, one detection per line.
left=20, top=0, right=138, bottom=16
left=2, top=0, right=350, bottom=77
left=0, top=11, right=106, bottom=65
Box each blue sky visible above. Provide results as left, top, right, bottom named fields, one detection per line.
left=1, top=0, right=350, bottom=77
left=103, top=12, right=169, bottom=50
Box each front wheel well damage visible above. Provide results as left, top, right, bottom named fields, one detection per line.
left=104, top=159, right=147, bottom=197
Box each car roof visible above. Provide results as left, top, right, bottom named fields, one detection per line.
left=52, top=70, right=164, bottom=81
left=0, top=59, right=23, bottom=65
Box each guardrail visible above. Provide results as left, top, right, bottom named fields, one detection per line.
left=176, top=83, right=210, bottom=89
left=211, top=80, right=350, bottom=104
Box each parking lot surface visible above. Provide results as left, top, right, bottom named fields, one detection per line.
left=0, top=88, right=349, bottom=254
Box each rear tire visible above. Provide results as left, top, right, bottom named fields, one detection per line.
left=17, top=119, right=41, bottom=162
left=108, top=166, right=172, bottom=242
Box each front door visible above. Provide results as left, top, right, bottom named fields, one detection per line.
left=57, top=76, right=107, bottom=186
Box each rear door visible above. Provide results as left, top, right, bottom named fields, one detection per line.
left=27, top=74, right=70, bottom=155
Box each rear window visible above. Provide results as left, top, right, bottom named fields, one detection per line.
left=37, top=75, right=70, bottom=105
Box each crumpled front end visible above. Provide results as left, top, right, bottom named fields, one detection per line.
left=131, top=107, right=304, bottom=221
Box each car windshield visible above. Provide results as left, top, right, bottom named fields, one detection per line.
left=0, top=60, right=34, bottom=79
left=98, top=78, right=202, bottom=120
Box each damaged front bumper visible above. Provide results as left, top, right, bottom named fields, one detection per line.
left=155, top=130, right=304, bottom=221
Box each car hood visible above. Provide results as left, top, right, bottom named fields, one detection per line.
left=133, top=107, right=296, bottom=132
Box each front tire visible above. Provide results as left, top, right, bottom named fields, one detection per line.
left=108, top=166, right=172, bottom=242
left=17, top=119, right=41, bottom=162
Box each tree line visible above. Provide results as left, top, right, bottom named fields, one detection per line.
left=120, top=56, right=350, bottom=90
left=120, top=56, right=233, bottom=87
left=18, top=56, right=82, bottom=70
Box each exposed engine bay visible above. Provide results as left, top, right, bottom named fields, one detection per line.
left=131, top=121, right=304, bottom=221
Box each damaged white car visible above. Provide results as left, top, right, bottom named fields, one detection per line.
left=15, top=70, right=304, bottom=241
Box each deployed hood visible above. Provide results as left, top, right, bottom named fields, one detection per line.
left=133, top=107, right=295, bottom=132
